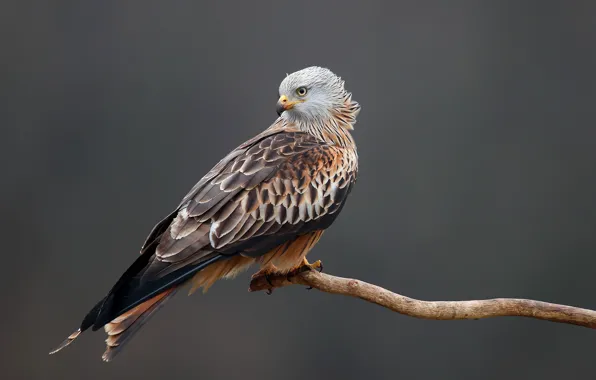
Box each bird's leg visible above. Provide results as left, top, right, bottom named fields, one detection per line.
left=251, top=259, right=324, bottom=293
left=251, top=263, right=279, bottom=295
left=297, top=257, right=322, bottom=272
left=287, top=258, right=323, bottom=288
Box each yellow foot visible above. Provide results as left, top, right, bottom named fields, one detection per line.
left=248, top=260, right=324, bottom=293
left=287, top=258, right=323, bottom=280
left=293, top=258, right=323, bottom=290
left=300, top=257, right=323, bottom=272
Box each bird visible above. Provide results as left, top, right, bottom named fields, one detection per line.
left=49, top=66, right=361, bottom=361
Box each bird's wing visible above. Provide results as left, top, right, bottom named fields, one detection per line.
left=92, top=128, right=357, bottom=329
left=138, top=126, right=285, bottom=254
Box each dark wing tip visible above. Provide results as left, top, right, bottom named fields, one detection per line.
left=48, top=328, right=82, bottom=355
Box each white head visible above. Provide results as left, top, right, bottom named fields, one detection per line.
left=276, top=67, right=359, bottom=124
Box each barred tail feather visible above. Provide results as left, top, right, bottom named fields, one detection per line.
left=102, top=287, right=178, bottom=362
left=49, top=299, right=104, bottom=355
left=49, top=254, right=225, bottom=360
left=49, top=329, right=82, bottom=355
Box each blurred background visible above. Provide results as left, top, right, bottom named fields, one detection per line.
left=3, top=1, right=596, bottom=379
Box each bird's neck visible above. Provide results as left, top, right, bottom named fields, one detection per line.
left=278, top=95, right=360, bottom=149
left=300, top=118, right=356, bottom=148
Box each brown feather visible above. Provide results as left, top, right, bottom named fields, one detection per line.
left=51, top=120, right=359, bottom=361
left=102, top=288, right=177, bottom=362
left=259, top=230, right=324, bottom=272
left=188, top=255, right=255, bottom=294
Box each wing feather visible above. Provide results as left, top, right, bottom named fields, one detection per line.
left=89, top=129, right=357, bottom=329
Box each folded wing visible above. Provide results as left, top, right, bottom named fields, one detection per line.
left=52, top=126, right=358, bottom=360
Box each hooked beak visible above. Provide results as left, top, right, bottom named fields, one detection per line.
left=276, top=95, right=303, bottom=116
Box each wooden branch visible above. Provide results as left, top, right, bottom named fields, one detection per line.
left=249, top=263, right=596, bottom=329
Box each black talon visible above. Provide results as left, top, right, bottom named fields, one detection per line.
left=263, top=273, right=274, bottom=295
left=318, top=262, right=324, bottom=273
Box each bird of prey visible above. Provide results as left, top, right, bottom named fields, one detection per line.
left=50, top=66, right=361, bottom=361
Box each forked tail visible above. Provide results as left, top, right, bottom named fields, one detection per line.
left=49, top=253, right=225, bottom=361
left=49, top=288, right=177, bottom=361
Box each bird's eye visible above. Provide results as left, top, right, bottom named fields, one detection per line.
left=296, top=87, right=308, bottom=97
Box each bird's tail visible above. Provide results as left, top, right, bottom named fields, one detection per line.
left=49, top=252, right=256, bottom=360
left=49, top=288, right=178, bottom=361
left=102, top=287, right=178, bottom=361
left=49, top=329, right=83, bottom=355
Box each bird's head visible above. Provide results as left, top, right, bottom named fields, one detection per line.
left=277, top=67, right=359, bottom=125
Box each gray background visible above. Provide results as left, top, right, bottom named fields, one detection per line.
left=3, top=1, right=596, bottom=379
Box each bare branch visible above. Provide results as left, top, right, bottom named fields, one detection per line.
left=249, top=263, right=596, bottom=329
